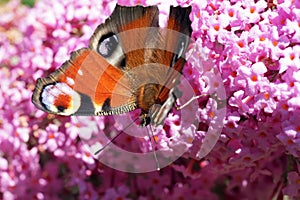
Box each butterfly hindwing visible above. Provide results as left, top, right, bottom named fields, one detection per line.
left=32, top=48, right=136, bottom=116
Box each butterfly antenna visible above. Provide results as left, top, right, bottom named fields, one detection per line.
left=149, top=125, right=158, bottom=144
left=94, top=117, right=140, bottom=155
left=145, top=125, right=160, bottom=171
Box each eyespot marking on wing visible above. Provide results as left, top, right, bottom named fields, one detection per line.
left=97, top=33, right=119, bottom=57
left=41, top=83, right=81, bottom=115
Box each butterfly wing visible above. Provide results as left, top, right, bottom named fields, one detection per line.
left=89, top=5, right=159, bottom=69
left=32, top=5, right=192, bottom=120
left=156, top=6, right=192, bottom=104
left=117, top=6, right=193, bottom=118
left=32, top=5, right=160, bottom=116
left=32, top=48, right=136, bottom=115
left=146, top=6, right=193, bottom=126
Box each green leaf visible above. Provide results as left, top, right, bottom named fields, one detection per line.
left=21, top=0, right=35, bottom=7
left=0, top=0, right=9, bottom=5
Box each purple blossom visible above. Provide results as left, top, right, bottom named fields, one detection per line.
left=1, top=0, right=300, bottom=199
left=282, top=171, right=300, bottom=198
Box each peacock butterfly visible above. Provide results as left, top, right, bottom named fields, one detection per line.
left=32, top=4, right=192, bottom=127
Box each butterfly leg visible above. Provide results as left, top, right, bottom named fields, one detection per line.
left=140, top=113, right=151, bottom=127
left=149, top=87, right=178, bottom=126
left=175, top=94, right=210, bottom=110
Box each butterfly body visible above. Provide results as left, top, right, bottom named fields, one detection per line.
left=32, top=5, right=192, bottom=126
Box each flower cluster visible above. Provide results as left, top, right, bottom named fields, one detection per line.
left=0, top=0, right=300, bottom=199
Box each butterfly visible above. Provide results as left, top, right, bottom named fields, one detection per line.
left=32, top=4, right=192, bottom=127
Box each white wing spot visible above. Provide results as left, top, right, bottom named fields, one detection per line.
left=66, top=77, right=75, bottom=85
left=78, top=69, right=83, bottom=76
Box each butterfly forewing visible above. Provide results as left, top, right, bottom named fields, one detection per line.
left=89, top=5, right=159, bottom=69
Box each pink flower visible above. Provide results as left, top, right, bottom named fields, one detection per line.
left=241, top=0, right=267, bottom=24
left=282, top=171, right=300, bottom=198
left=102, top=185, right=130, bottom=200
left=38, top=124, right=66, bottom=152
